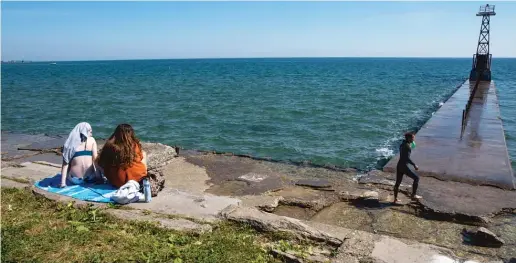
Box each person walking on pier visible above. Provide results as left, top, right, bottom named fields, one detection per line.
left=393, top=132, right=422, bottom=203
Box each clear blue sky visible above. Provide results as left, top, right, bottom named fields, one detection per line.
left=2, top=1, right=516, bottom=61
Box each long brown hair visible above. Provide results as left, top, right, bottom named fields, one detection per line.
left=99, top=124, right=142, bottom=169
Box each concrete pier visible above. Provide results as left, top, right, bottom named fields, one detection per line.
left=384, top=80, right=515, bottom=190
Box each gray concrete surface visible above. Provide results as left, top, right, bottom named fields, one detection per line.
left=2, top=133, right=512, bottom=263
left=384, top=80, right=515, bottom=190
left=128, top=188, right=241, bottom=222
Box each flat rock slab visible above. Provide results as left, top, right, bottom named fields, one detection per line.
left=1, top=178, right=29, bottom=188
left=272, top=186, right=338, bottom=211
left=160, top=157, right=212, bottom=194
left=128, top=188, right=240, bottom=222
left=221, top=205, right=342, bottom=245
left=295, top=179, right=332, bottom=189
left=208, top=176, right=289, bottom=196
left=370, top=236, right=457, bottom=263
left=32, top=161, right=62, bottom=168
left=15, top=153, right=62, bottom=165
left=223, top=205, right=490, bottom=263
left=141, top=142, right=178, bottom=171
left=106, top=209, right=212, bottom=234
left=184, top=154, right=257, bottom=184
left=238, top=172, right=269, bottom=183
left=1, top=161, right=19, bottom=169
left=239, top=195, right=284, bottom=212
left=417, top=176, right=516, bottom=217
left=362, top=170, right=516, bottom=218
left=1, top=162, right=60, bottom=183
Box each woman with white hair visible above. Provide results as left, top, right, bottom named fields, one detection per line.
left=59, top=122, right=101, bottom=188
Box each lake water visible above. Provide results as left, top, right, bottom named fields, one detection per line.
left=2, top=58, right=515, bottom=170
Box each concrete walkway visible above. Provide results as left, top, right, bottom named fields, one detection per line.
left=384, top=80, right=514, bottom=190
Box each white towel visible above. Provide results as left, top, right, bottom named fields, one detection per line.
left=110, top=180, right=145, bottom=204
left=62, top=122, right=92, bottom=164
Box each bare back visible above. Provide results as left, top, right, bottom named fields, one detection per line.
left=69, top=137, right=98, bottom=178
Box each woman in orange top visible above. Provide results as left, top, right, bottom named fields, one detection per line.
left=98, top=124, right=147, bottom=188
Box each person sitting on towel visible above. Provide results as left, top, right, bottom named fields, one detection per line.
left=97, top=123, right=148, bottom=188
left=60, top=122, right=101, bottom=187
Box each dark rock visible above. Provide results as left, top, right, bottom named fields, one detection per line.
left=270, top=249, right=303, bottom=263
left=339, top=190, right=380, bottom=207
left=23, top=137, right=65, bottom=151
left=339, top=190, right=363, bottom=201
left=306, top=254, right=329, bottom=263
left=295, top=179, right=332, bottom=189
left=462, top=227, right=505, bottom=248
left=356, top=191, right=380, bottom=207
left=208, top=176, right=287, bottom=196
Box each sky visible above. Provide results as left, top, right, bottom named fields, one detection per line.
left=1, top=1, right=516, bottom=61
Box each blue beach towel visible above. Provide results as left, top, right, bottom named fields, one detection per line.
left=34, top=174, right=117, bottom=203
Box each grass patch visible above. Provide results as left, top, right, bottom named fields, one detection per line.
left=1, top=188, right=282, bottom=263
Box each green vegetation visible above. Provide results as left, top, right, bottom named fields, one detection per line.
left=1, top=188, right=287, bottom=263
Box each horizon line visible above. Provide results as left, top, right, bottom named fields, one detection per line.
left=3, top=56, right=516, bottom=63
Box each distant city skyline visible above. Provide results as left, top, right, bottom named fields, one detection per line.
left=2, top=1, right=516, bottom=61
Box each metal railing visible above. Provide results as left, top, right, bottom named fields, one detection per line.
left=478, top=5, right=495, bottom=14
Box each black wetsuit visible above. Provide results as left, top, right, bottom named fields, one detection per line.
left=395, top=140, right=419, bottom=195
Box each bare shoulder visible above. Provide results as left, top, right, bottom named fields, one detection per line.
left=88, top=137, right=98, bottom=147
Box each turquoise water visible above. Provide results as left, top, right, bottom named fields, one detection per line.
left=2, top=58, right=515, bottom=170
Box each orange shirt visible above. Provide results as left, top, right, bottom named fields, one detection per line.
left=102, top=143, right=147, bottom=188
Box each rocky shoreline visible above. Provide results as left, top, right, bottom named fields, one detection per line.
left=1, top=131, right=515, bottom=263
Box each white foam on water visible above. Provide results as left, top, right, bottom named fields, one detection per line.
left=376, top=147, right=394, bottom=158
left=373, top=135, right=400, bottom=164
